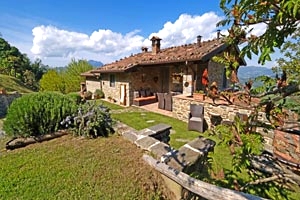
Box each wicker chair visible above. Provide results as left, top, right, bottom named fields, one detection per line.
left=188, top=104, right=204, bottom=132
left=157, top=93, right=165, bottom=109
left=164, top=93, right=173, bottom=111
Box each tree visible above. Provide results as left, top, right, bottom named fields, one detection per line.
left=30, top=58, right=49, bottom=82
left=62, top=59, right=93, bottom=93
left=0, top=37, right=31, bottom=78
left=210, top=0, right=300, bottom=198
left=39, top=70, right=65, bottom=93
left=39, top=59, right=92, bottom=94
left=218, top=0, right=300, bottom=64
left=274, top=28, right=300, bottom=82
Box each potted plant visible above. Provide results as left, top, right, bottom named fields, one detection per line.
left=84, top=91, right=93, bottom=100
left=193, top=90, right=205, bottom=101
left=94, top=89, right=104, bottom=99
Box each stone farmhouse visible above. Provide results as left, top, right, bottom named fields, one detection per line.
left=81, top=33, right=246, bottom=106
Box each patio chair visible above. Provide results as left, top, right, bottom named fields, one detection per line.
left=188, top=104, right=204, bottom=132
left=164, top=93, right=172, bottom=111
left=157, top=93, right=165, bottom=109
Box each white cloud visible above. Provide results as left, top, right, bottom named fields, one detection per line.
left=31, top=26, right=145, bottom=63
left=31, top=12, right=224, bottom=66
left=247, top=23, right=267, bottom=37
left=148, top=12, right=224, bottom=47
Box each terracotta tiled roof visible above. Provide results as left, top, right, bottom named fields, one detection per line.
left=80, top=70, right=100, bottom=77
left=89, top=38, right=242, bottom=74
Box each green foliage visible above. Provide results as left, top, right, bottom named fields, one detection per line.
left=39, top=69, right=65, bottom=93
left=0, top=38, right=29, bottom=77
left=3, top=92, right=78, bottom=137
left=66, top=92, right=83, bottom=104
left=61, top=101, right=114, bottom=138
left=62, top=59, right=93, bottom=93
left=94, top=89, right=104, bottom=99
left=0, top=37, right=48, bottom=88
left=218, top=0, right=300, bottom=65
left=212, top=47, right=241, bottom=83
left=0, top=74, right=34, bottom=93
left=209, top=115, right=295, bottom=199
left=274, top=28, right=300, bottom=84
left=84, top=91, right=93, bottom=100
left=39, top=59, right=93, bottom=94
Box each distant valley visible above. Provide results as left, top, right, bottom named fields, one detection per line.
left=238, top=66, right=274, bottom=84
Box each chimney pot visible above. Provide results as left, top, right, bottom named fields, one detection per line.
left=141, top=46, right=148, bottom=52
left=150, top=36, right=161, bottom=55
left=217, top=30, right=221, bottom=39
left=197, top=35, right=202, bottom=46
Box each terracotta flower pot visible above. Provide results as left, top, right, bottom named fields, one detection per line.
left=193, top=93, right=205, bottom=101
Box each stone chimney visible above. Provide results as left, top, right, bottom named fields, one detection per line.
left=197, top=35, right=202, bottom=46
left=141, top=46, right=148, bottom=53
left=217, top=30, right=221, bottom=39
left=150, top=36, right=161, bottom=55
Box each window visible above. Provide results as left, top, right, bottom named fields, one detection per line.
left=110, top=74, right=115, bottom=87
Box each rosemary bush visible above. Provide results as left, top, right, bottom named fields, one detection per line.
left=3, top=92, right=78, bottom=137
left=66, top=92, right=83, bottom=104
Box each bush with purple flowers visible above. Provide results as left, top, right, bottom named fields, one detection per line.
left=61, top=101, right=114, bottom=138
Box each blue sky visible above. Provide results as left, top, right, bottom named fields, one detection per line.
left=0, top=0, right=278, bottom=68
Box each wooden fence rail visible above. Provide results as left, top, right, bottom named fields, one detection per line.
left=143, top=155, right=267, bottom=200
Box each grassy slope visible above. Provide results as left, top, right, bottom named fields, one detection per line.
left=0, top=74, right=34, bottom=93
left=0, top=135, right=170, bottom=199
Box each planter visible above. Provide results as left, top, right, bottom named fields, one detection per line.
left=193, top=93, right=205, bottom=101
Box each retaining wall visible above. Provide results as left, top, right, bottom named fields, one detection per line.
left=0, top=93, right=21, bottom=117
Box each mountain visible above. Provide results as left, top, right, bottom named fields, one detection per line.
left=88, top=60, right=103, bottom=68
left=238, top=66, right=274, bottom=84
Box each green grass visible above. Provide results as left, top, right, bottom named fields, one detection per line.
left=0, top=74, right=34, bottom=93
left=1, top=99, right=299, bottom=199
left=0, top=135, right=168, bottom=199
left=95, top=99, right=124, bottom=110
left=112, top=111, right=200, bottom=149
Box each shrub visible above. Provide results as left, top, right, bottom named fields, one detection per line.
left=66, top=92, right=83, bottom=104
left=3, top=92, right=78, bottom=137
left=94, top=89, right=104, bottom=99
left=84, top=91, right=93, bottom=100
left=60, top=101, right=114, bottom=138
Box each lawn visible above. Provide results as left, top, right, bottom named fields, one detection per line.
left=1, top=99, right=299, bottom=199
left=0, top=134, right=170, bottom=200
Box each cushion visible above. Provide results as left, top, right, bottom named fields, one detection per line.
left=145, top=89, right=152, bottom=97
left=140, top=90, right=146, bottom=97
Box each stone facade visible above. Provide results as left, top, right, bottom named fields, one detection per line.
left=208, top=60, right=227, bottom=89
left=85, top=60, right=231, bottom=107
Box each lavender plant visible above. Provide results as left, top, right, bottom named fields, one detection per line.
left=61, top=101, right=114, bottom=138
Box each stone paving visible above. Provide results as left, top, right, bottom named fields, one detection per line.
left=113, top=121, right=215, bottom=173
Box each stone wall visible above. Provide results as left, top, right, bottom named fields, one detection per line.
left=115, top=122, right=216, bottom=200
left=0, top=93, right=22, bottom=117
left=172, top=95, right=277, bottom=153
